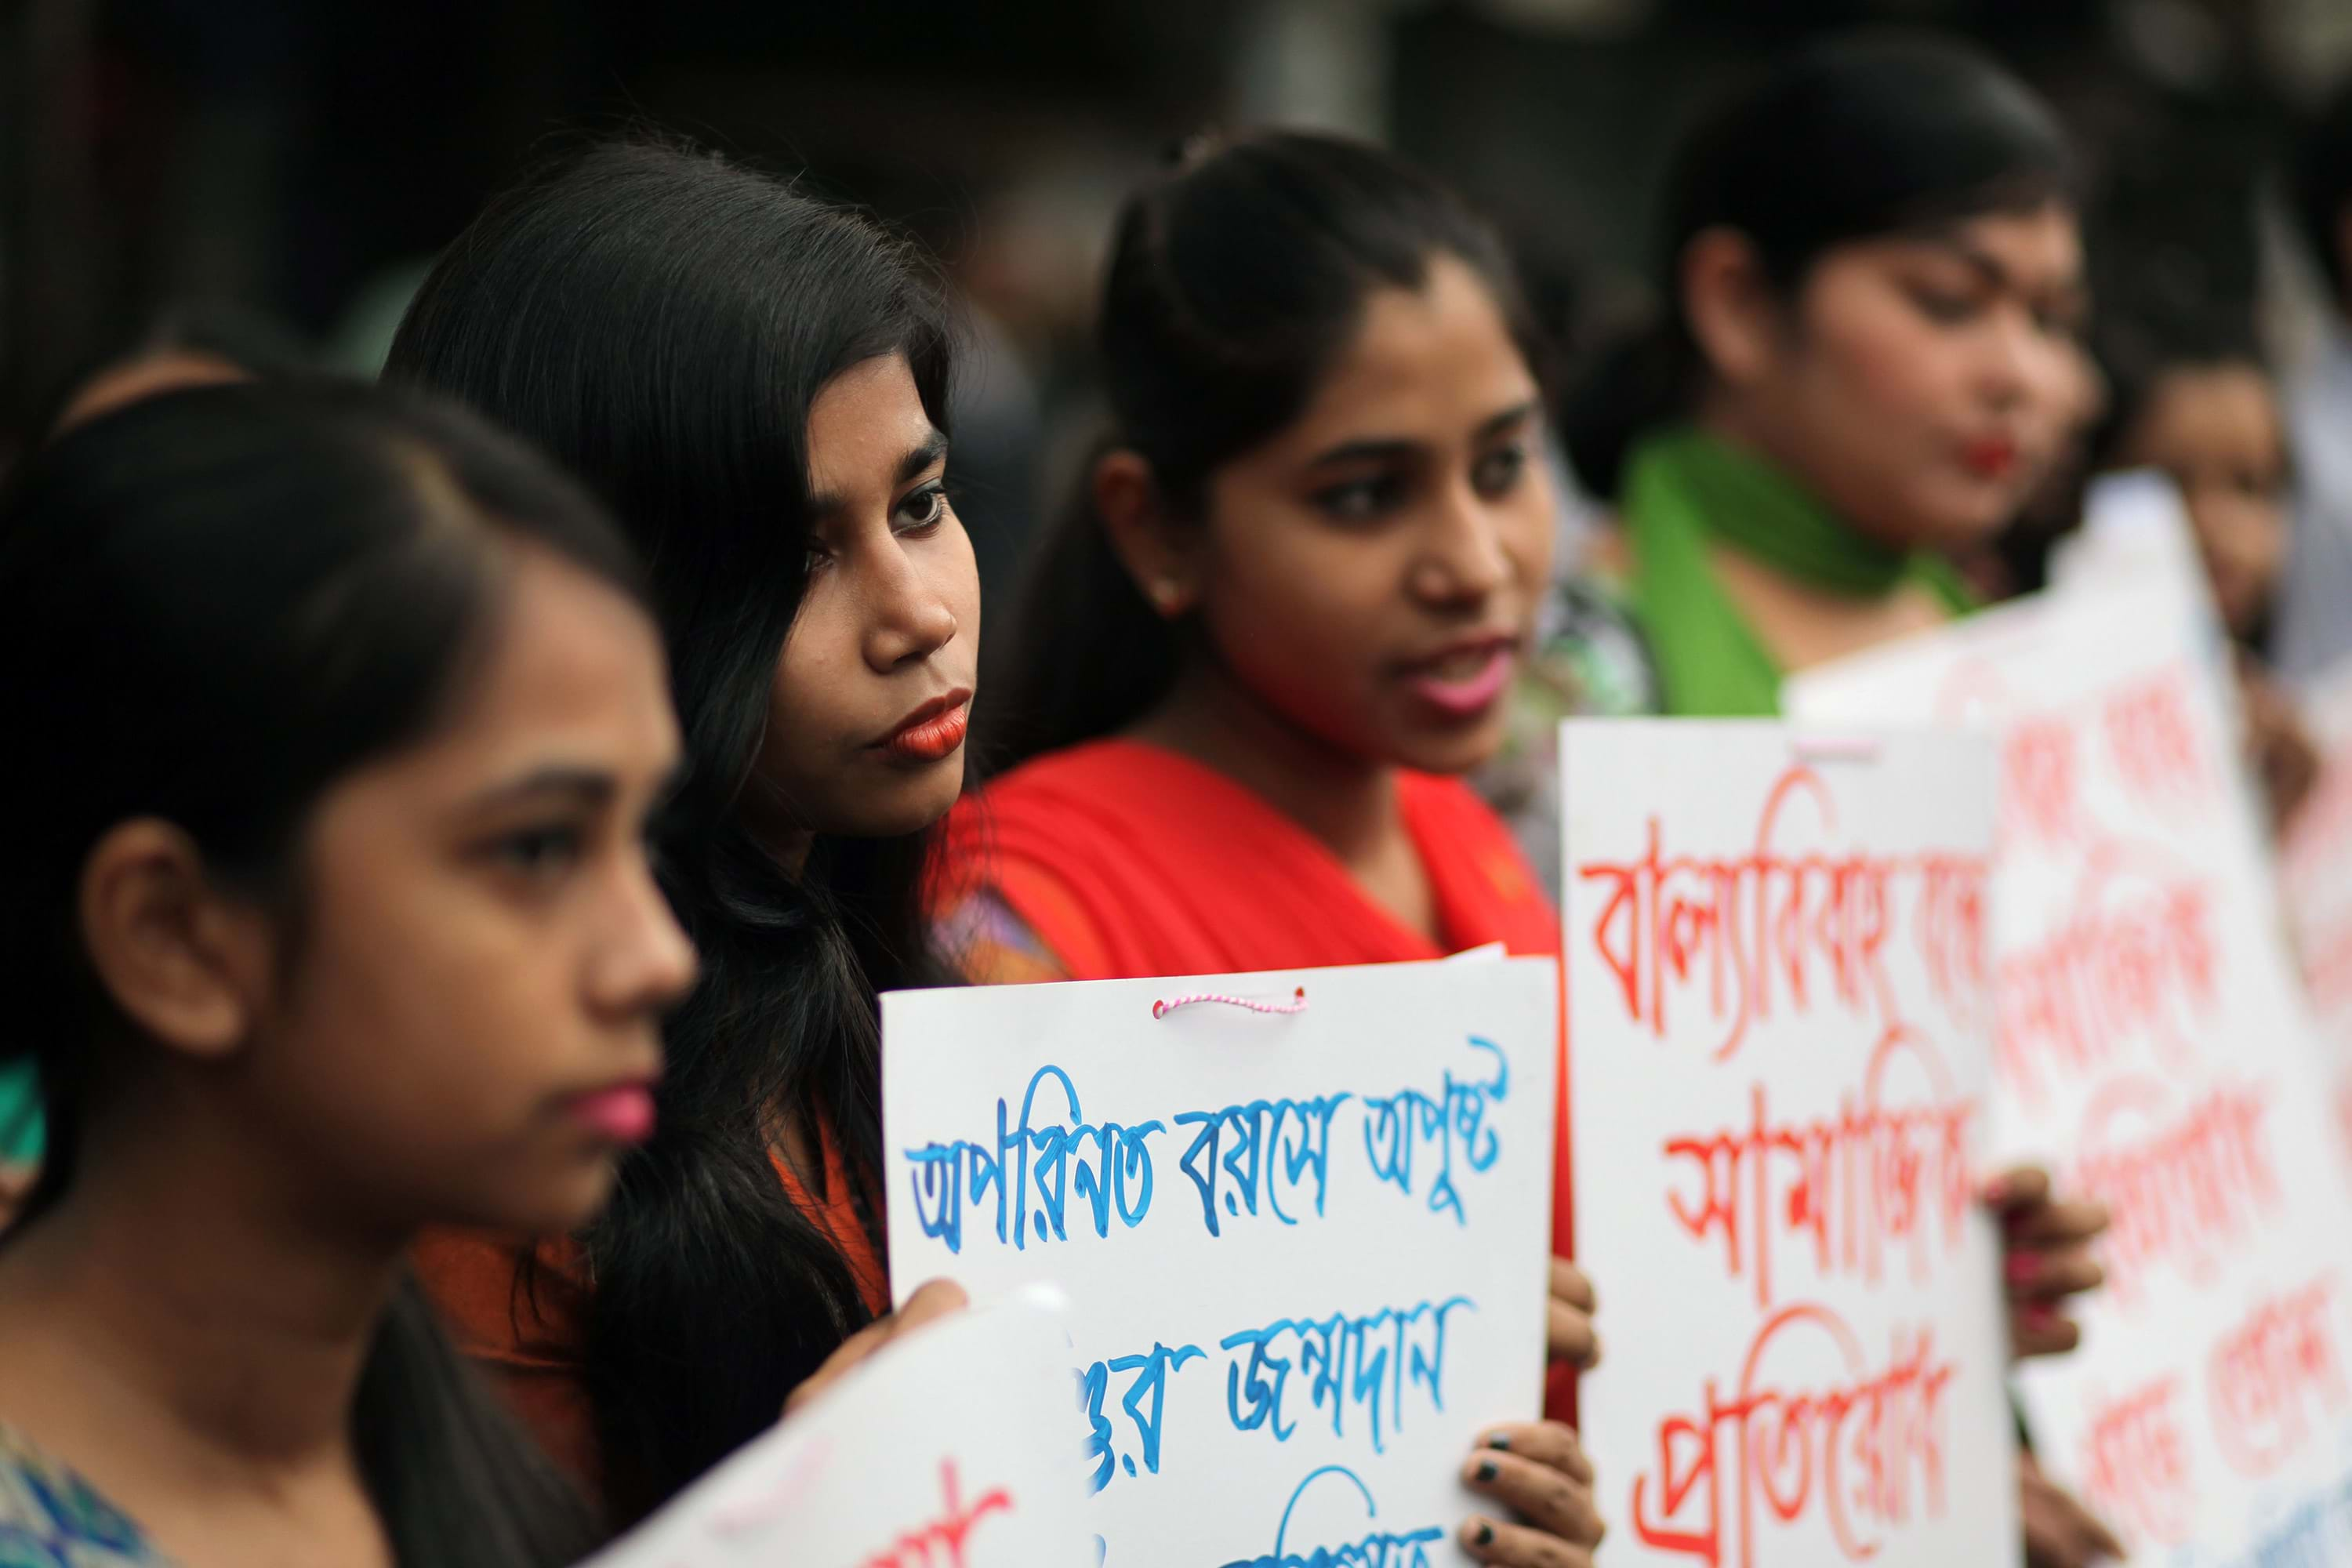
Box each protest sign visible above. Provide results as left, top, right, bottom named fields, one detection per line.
left=1559, top=719, right=2020, bottom=1568
left=1788, top=567, right=2352, bottom=1564
left=583, top=1288, right=1093, bottom=1568
left=882, top=956, right=1558, bottom=1566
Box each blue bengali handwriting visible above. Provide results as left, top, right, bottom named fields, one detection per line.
left=1174, top=1094, right=1352, bottom=1236
left=1080, top=1340, right=1204, bottom=1494
left=1079, top=1295, right=1477, bottom=1486
left=1221, top=1465, right=1445, bottom=1568
left=900, top=1039, right=1514, bottom=1254
left=900, top=1065, right=1165, bottom=1254
left=1360, top=1036, right=1507, bottom=1225
left=1218, top=1297, right=1475, bottom=1454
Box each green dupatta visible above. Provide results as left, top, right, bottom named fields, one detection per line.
left=1623, top=427, right=1976, bottom=716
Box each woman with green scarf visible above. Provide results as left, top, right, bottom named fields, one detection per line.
left=1552, top=34, right=2122, bottom=1568
left=1563, top=34, right=2091, bottom=720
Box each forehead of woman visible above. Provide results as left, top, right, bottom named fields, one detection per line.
left=1253, top=256, right=1541, bottom=463
left=1848, top=204, right=2084, bottom=296
left=370, top=544, right=676, bottom=811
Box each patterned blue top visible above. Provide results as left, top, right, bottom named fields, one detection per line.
left=0, top=1428, right=172, bottom=1566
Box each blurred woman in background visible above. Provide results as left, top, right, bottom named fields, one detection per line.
left=1561, top=34, right=2089, bottom=716
left=2089, top=297, right=2319, bottom=830
left=0, top=382, right=687, bottom=1565
left=1556, top=34, right=2118, bottom=1566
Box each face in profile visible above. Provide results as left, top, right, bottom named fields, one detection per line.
left=1178, top=255, right=1556, bottom=778
left=240, top=546, right=695, bottom=1236
left=2112, top=361, right=2289, bottom=639
left=1750, top=204, right=2089, bottom=552
left=754, top=354, right=982, bottom=842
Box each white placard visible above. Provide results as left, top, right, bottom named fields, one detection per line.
left=1559, top=719, right=2020, bottom=1568
left=1788, top=569, right=2352, bottom=1564
left=881, top=957, right=1559, bottom=1567
left=582, top=1289, right=1093, bottom=1568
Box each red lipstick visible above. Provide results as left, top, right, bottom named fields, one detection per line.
left=1962, top=436, right=2019, bottom=480
left=880, top=691, right=972, bottom=763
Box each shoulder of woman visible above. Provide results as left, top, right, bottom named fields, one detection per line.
left=932, top=884, right=1077, bottom=986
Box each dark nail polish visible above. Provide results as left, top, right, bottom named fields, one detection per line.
left=1475, top=1460, right=1498, bottom=1483
left=1475, top=1523, right=1495, bottom=1546
left=1486, top=1433, right=1512, bottom=1451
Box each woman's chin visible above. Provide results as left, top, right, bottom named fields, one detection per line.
left=1384, top=716, right=1508, bottom=779
left=827, top=766, right=967, bottom=840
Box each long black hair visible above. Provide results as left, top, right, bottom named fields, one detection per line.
left=0, top=381, right=633, bottom=1567
left=384, top=136, right=956, bottom=1519
left=983, top=129, right=1549, bottom=771
left=1560, top=32, right=2075, bottom=499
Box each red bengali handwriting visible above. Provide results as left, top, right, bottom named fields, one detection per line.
left=2102, top=669, right=2217, bottom=816
left=1581, top=764, right=1990, bottom=1062
left=2208, top=1276, right=2349, bottom=1479
left=1995, top=840, right=2216, bottom=1107
left=2078, top=1374, right=2195, bottom=1549
left=2071, top=1074, right=2279, bottom=1307
left=1664, top=1024, right=1977, bottom=1309
left=862, top=1460, right=1014, bottom=1568
left=2004, top=717, right=2084, bottom=847
left=1629, top=1303, right=1956, bottom=1568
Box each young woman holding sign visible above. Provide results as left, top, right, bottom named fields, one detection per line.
left=1553, top=35, right=2118, bottom=1567
left=391, top=139, right=1598, bottom=1563
left=935, top=129, right=1603, bottom=1565
left=0, top=382, right=685, bottom=1565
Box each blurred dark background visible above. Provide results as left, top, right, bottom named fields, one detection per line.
left=5, top=0, right=2340, bottom=595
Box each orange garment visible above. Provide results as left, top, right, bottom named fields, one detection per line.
left=945, top=739, right=1558, bottom=974
left=939, top=739, right=1577, bottom=1415
left=417, top=1117, right=887, bottom=1508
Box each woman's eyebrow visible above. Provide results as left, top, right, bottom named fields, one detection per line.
left=809, top=426, right=949, bottom=518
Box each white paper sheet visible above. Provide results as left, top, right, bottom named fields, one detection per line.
left=1788, top=569, right=2352, bottom=1565
left=1558, top=718, right=2020, bottom=1568
left=881, top=957, right=1559, bottom=1566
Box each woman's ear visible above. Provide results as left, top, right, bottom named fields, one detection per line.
left=77, top=821, right=274, bottom=1061
left=1680, top=227, right=1780, bottom=390
left=1092, top=449, right=1200, bottom=619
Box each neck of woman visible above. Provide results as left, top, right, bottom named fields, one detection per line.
left=1127, top=651, right=1400, bottom=868
left=1682, top=405, right=1956, bottom=673
left=0, top=1092, right=399, bottom=1486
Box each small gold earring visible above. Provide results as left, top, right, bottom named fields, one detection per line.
left=1150, top=579, right=1187, bottom=615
